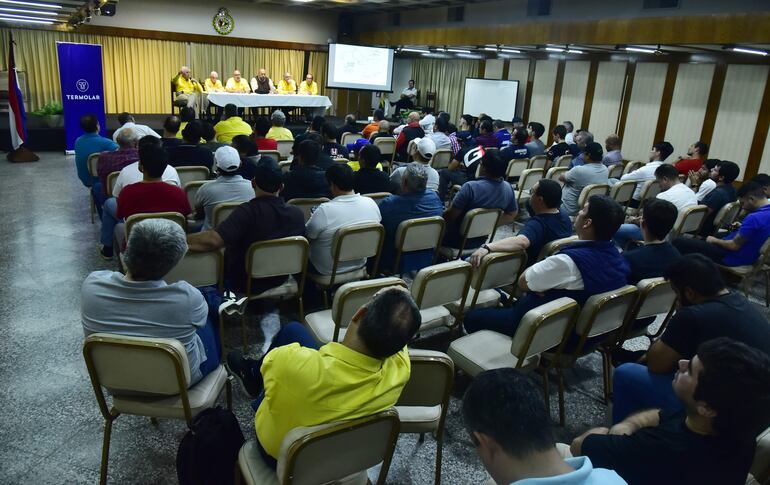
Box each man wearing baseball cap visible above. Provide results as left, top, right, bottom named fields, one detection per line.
left=192, top=146, right=255, bottom=231
left=559, top=141, right=609, bottom=216
left=390, top=137, right=439, bottom=192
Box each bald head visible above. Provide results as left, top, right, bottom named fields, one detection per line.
left=378, top=120, right=390, bottom=132
left=209, top=71, right=219, bottom=80
left=180, top=66, right=191, bottom=79
left=407, top=111, right=420, bottom=123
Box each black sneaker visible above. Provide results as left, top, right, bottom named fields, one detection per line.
left=99, top=245, right=113, bottom=260
left=226, top=351, right=263, bottom=398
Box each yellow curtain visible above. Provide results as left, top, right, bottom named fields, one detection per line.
left=308, top=50, right=339, bottom=115
left=411, top=58, right=480, bottom=122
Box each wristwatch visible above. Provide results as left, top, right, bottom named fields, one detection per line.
left=481, top=244, right=491, bottom=253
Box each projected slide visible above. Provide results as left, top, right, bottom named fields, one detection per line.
left=327, top=43, right=394, bottom=92
left=463, top=78, right=520, bottom=120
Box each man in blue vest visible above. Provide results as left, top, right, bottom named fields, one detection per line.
left=463, top=194, right=629, bottom=337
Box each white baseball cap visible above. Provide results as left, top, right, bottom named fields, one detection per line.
left=215, top=146, right=241, bottom=172
left=412, top=137, right=436, bottom=160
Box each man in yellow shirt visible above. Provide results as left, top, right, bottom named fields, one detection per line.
left=265, top=110, right=294, bottom=140
left=213, top=103, right=252, bottom=143
left=298, top=73, right=319, bottom=96
left=203, top=71, right=225, bottom=121
left=225, top=70, right=251, bottom=93
left=226, top=286, right=421, bottom=465
left=276, top=72, right=297, bottom=95
left=172, top=66, right=203, bottom=114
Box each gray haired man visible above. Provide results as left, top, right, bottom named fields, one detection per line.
left=81, top=218, right=220, bottom=385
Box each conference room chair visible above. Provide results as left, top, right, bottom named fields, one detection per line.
left=438, top=207, right=502, bottom=260
left=573, top=184, right=610, bottom=221
left=164, top=249, right=224, bottom=292
left=607, top=163, right=624, bottom=179
left=546, top=166, right=568, bottom=183
left=287, top=197, right=330, bottom=223
left=505, top=158, right=529, bottom=184
left=610, top=180, right=637, bottom=212
left=431, top=148, right=452, bottom=170
left=711, top=200, right=741, bottom=236
left=83, top=332, right=231, bottom=485
left=341, top=132, right=363, bottom=147
left=448, top=297, right=580, bottom=423
left=749, top=426, right=770, bottom=485
left=106, top=171, right=120, bottom=197
left=622, top=160, right=644, bottom=175
left=169, top=80, right=178, bottom=114
left=237, top=409, right=400, bottom=485
left=626, top=180, right=661, bottom=217
left=717, top=236, right=770, bottom=307
left=668, top=205, right=709, bottom=239
left=395, top=349, right=454, bottom=485
left=410, top=260, right=472, bottom=331
left=334, top=158, right=351, bottom=164
left=212, top=201, right=242, bottom=228
left=445, top=250, right=527, bottom=320
left=373, top=137, right=397, bottom=172
left=176, top=166, right=210, bottom=187
left=260, top=150, right=282, bottom=165
left=362, top=192, right=392, bottom=204
left=87, top=152, right=107, bottom=223
left=308, top=222, right=385, bottom=308
left=305, top=277, right=406, bottom=343
left=529, top=154, right=547, bottom=170
left=514, top=168, right=544, bottom=211
left=184, top=181, right=206, bottom=214
left=278, top=160, right=293, bottom=173
left=540, top=285, right=638, bottom=425
left=536, top=235, right=579, bottom=263
left=124, top=211, right=187, bottom=241
left=392, top=216, right=445, bottom=276
left=404, top=139, right=417, bottom=163
left=276, top=140, right=294, bottom=160
left=554, top=154, right=573, bottom=167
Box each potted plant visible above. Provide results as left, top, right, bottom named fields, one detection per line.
left=31, top=101, right=64, bottom=128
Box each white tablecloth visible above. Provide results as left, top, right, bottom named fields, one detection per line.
left=206, top=92, right=332, bottom=109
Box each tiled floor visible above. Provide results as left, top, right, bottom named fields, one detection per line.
left=2, top=153, right=766, bottom=484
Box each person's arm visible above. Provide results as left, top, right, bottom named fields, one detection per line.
left=305, top=206, right=327, bottom=240
left=250, top=77, right=258, bottom=92
left=620, top=166, right=647, bottom=182
left=499, top=210, right=517, bottom=226
left=469, top=235, right=530, bottom=267
left=644, top=340, right=682, bottom=373
left=608, top=409, right=661, bottom=436
left=518, top=254, right=579, bottom=292
left=187, top=230, right=225, bottom=252
left=706, top=233, right=745, bottom=252
left=269, top=78, right=277, bottom=93
left=443, top=206, right=462, bottom=224
left=570, top=427, right=610, bottom=456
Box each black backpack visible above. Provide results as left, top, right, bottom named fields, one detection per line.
left=176, top=406, right=245, bottom=485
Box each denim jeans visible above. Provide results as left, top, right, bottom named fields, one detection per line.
left=613, top=223, right=643, bottom=250
left=612, top=363, right=681, bottom=423
left=91, top=181, right=106, bottom=219
left=100, top=197, right=121, bottom=248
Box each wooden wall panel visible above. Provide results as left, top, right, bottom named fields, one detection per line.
left=664, top=63, right=715, bottom=159
left=622, top=62, right=669, bottom=160
left=588, top=61, right=627, bottom=151
left=757, top=129, right=770, bottom=176
left=507, top=59, right=531, bottom=119
left=528, top=60, right=559, bottom=126
left=557, top=61, right=591, bottom=129
left=484, top=59, right=504, bottom=79
left=710, top=64, right=770, bottom=179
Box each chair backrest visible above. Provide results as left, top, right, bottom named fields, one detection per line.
left=460, top=208, right=502, bottom=241
left=411, top=260, right=472, bottom=310
left=362, top=192, right=392, bottom=203
left=87, top=152, right=102, bottom=178
left=510, top=297, right=580, bottom=365
left=124, top=212, right=187, bottom=241
left=632, top=277, right=677, bottom=321
left=395, top=216, right=445, bottom=253
left=751, top=426, right=770, bottom=485
left=546, top=166, right=569, bottom=181
left=623, top=160, right=643, bottom=174
left=431, top=148, right=452, bottom=169
left=260, top=150, right=282, bottom=165
left=506, top=159, right=530, bottom=179
left=712, top=200, right=741, bottom=233
left=518, top=168, right=544, bottom=193
left=331, top=277, right=406, bottom=329
left=176, top=166, right=210, bottom=187
left=529, top=155, right=547, bottom=169
left=555, top=154, right=573, bottom=167
left=610, top=180, right=637, bottom=206
left=373, top=137, right=396, bottom=155
left=212, top=201, right=242, bottom=228
left=287, top=197, right=330, bottom=223
left=279, top=160, right=293, bottom=173
left=577, top=183, right=609, bottom=209
left=574, top=285, right=639, bottom=343
left=536, top=235, right=579, bottom=262
left=246, top=236, right=309, bottom=296
left=164, top=250, right=223, bottom=290
left=184, top=181, right=206, bottom=210
left=396, top=349, right=453, bottom=408
left=405, top=139, right=417, bottom=162
left=276, top=140, right=294, bottom=159
left=607, top=163, right=624, bottom=179
left=638, top=180, right=661, bottom=207
left=341, top=132, right=363, bottom=146
left=107, top=171, right=120, bottom=197
left=671, top=205, right=709, bottom=238
left=276, top=409, right=400, bottom=485
left=751, top=236, right=770, bottom=271
left=331, top=222, right=385, bottom=276
left=470, top=250, right=527, bottom=292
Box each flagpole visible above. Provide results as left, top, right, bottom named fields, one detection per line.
left=7, top=33, right=38, bottom=163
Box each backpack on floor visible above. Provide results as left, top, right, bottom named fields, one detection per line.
left=176, top=406, right=245, bottom=485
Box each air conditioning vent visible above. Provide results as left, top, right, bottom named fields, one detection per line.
left=527, top=0, right=551, bottom=16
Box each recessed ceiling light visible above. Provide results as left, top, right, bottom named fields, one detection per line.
left=483, top=47, right=498, bottom=52
left=500, top=48, right=521, bottom=54
left=0, top=0, right=61, bottom=8
left=447, top=48, right=472, bottom=53
left=625, top=46, right=657, bottom=54
left=0, top=6, right=57, bottom=15
left=732, top=47, right=768, bottom=56
left=0, top=14, right=52, bottom=23
left=545, top=47, right=564, bottom=52
left=566, top=49, right=584, bottom=54
left=401, top=48, right=429, bottom=53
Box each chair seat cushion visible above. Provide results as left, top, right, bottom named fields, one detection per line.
left=448, top=330, right=537, bottom=377
left=308, top=267, right=367, bottom=288
left=395, top=405, right=441, bottom=433
left=419, top=306, right=452, bottom=331
left=249, top=276, right=298, bottom=300
left=112, top=364, right=228, bottom=419
left=717, top=264, right=753, bottom=276
left=238, top=440, right=280, bottom=485
left=305, top=309, right=348, bottom=344
left=445, top=288, right=501, bottom=314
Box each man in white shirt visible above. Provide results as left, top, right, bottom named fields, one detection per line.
left=194, top=146, right=255, bottom=230
left=419, top=108, right=436, bottom=134
left=613, top=163, right=697, bottom=249
left=563, top=120, right=575, bottom=145
left=619, top=141, right=674, bottom=205
left=306, top=163, right=382, bottom=275
left=112, top=112, right=161, bottom=142
left=390, top=137, right=439, bottom=192
left=393, top=79, right=417, bottom=115
left=112, top=157, right=180, bottom=197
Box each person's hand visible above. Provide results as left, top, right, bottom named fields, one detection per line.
left=627, top=216, right=641, bottom=225
left=729, top=221, right=742, bottom=231
left=609, top=423, right=634, bottom=435
left=706, top=236, right=718, bottom=244
left=469, top=247, right=489, bottom=268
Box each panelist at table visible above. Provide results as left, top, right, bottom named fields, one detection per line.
left=250, top=68, right=276, bottom=94
left=226, top=70, right=251, bottom=93
left=298, top=73, right=318, bottom=95
left=203, top=71, right=225, bottom=120
left=276, top=72, right=297, bottom=95
left=172, top=66, right=203, bottom=114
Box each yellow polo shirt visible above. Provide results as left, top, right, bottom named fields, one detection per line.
left=225, top=77, right=251, bottom=93
left=255, top=342, right=410, bottom=458
left=276, top=79, right=297, bottom=94
left=213, top=116, right=252, bottom=143
left=204, top=78, right=224, bottom=92
left=174, top=76, right=202, bottom=94
left=266, top=126, right=294, bottom=141
left=299, top=80, right=319, bottom=96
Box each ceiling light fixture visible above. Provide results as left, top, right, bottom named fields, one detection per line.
left=483, top=47, right=498, bottom=52
left=456, top=53, right=483, bottom=59
left=401, top=48, right=429, bottom=53
left=625, top=46, right=656, bottom=54
left=0, top=0, right=61, bottom=8
left=0, top=11, right=56, bottom=20
left=566, top=49, right=584, bottom=54
left=447, top=48, right=472, bottom=53
left=500, top=48, right=521, bottom=54
left=732, top=47, right=768, bottom=56
left=0, top=14, right=52, bottom=23
left=545, top=47, right=564, bottom=52
left=0, top=6, right=58, bottom=15
left=433, top=47, right=446, bottom=52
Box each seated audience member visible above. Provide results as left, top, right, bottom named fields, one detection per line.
left=674, top=181, right=770, bottom=266
left=111, top=137, right=181, bottom=198
left=465, top=368, right=626, bottom=485
left=419, top=108, right=436, bottom=134
left=437, top=145, right=483, bottom=201
left=545, top=124, right=576, bottom=163
left=214, top=104, right=252, bottom=143
left=294, top=115, right=324, bottom=147
left=226, top=287, right=420, bottom=466
left=395, top=111, right=425, bottom=163
left=560, top=142, right=609, bottom=216
left=675, top=140, right=708, bottom=176
left=603, top=134, right=623, bottom=166
left=691, top=159, right=719, bottom=202
left=620, top=141, right=674, bottom=204
left=752, top=173, right=770, bottom=198
left=567, top=130, right=594, bottom=168
left=464, top=195, right=628, bottom=336
left=525, top=122, right=546, bottom=156
left=231, top=134, right=268, bottom=181
left=96, top=128, right=139, bottom=199
left=574, top=337, right=770, bottom=485
left=473, top=119, right=499, bottom=149
left=251, top=116, right=279, bottom=151
left=455, top=114, right=475, bottom=143
left=281, top=140, right=332, bottom=200
left=353, top=145, right=399, bottom=194
left=82, top=218, right=220, bottom=385
left=500, top=127, right=530, bottom=162
left=611, top=254, right=770, bottom=423
left=362, top=109, right=384, bottom=140
left=161, top=115, right=183, bottom=149
left=266, top=110, right=293, bottom=141
left=493, top=120, right=511, bottom=147
left=698, top=160, right=740, bottom=236
left=306, top=164, right=381, bottom=275
left=321, top=121, right=350, bottom=159
left=379, top=163, right=444, bottom=274
left=112, top=112, right=161, bottom=142
left=390, top=137, right=439, bottom=192
left=563, top=120, right=575, bottom=144
left=192, top=146, right=255, bottom=231
left=201, top=122, right=226, bottom=153
left=336, top=114, right=359, bottom=143
left=621, top=199, right=681, bottom=284
left=74, top=113, right=118, bottom=188
left=369, top=120, right=393, bottom=144
left=187, top=163, right=304, bottom=293
left=167, top=120, right=214, bottom=171
left=613, top=163, right=697, bottom=249
left=175, top=107, right=196, bottom=140
left=428, top=117, right=453, bottom=152
left=469, top=179, right=573, bottom=268
left=443, top=150, right=518, bottom=249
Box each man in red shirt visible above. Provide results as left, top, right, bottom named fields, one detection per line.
left=395, top=111, right=425, bottom=163
left=251, top=116, right=278, bottom=152
left=674, top=141, right=708, bottom=177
